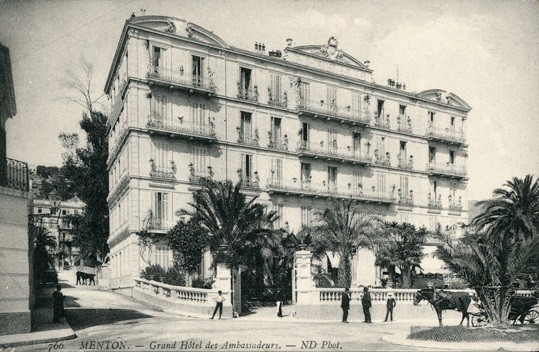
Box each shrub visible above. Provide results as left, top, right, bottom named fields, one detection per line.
left=192, top=276, right=214, bottom=289
left=141, top=264, right=166, bottom=281
left=162, top=264, right=186, bottom=286
left=409, top=326, right=539, bottom=342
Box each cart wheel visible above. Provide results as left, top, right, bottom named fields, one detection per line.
left=525, top=310, right=538, bottom=324
left=471, top=314, right=487, bottom=327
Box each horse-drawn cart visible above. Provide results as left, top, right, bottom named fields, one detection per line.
left=471, top=294, right=538, bottom=326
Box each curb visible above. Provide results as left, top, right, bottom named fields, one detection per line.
left=382, top=331, right=539, bottom=351
left=0, top=323, right=76, bottom=348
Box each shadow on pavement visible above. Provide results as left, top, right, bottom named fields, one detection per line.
left=65, top=309, right=153, bottom=331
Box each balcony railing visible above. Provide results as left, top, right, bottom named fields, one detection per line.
left=148, top=115, right=217, bottom=141
left=296, top=99, right=370, bottom=126
left=266, top=178, right=395, bottom=204
left=373, top=150, right=391, bottom=166
left=188, top=164, right=214, bottom=184
left=146, top=217, right=173, bottom=231
left=149, top=160, right=177, bottom=180
left=236, top=85, right=259, bottom=103
left=267, top=134, right=289, bottom=151
left=110, top=77, right=128, bottom=122
left=1, top=158, right=29, bottom=191
left=427, top=162, right=467, bottom=178
left=373, top=113, right=390, bottom=129
left=297, top=142, right=372, bottom=165
left=397, top=116, right=413, bottom=134
left=237, top=128, right=259, bottom=146
left=267, top=89, right=288, bottom=109
left=239, top=176, right=260, bottom=190
left=426, top=126, right=465, bottom=144
left=397, top=155, right=414, bottom=170
left=449, top=199, right=463, bottom=212
left=428, top=194, right=443, bottom=210
left=398, top=194, right=414, bottom=207
left=147, top=66, right=216, bottom=95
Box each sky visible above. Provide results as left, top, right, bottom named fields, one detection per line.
left=0, top=0, right=537, bottom=201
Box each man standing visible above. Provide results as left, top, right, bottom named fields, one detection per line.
left=52, top=285, right=65, bottom=323
left=341, top=287, right=351, bottom=323
left=211, top=290, right=225, bottom=319
left=361, top=286, right=372, bottom=323
left=384, top=292, right=396, bottom=322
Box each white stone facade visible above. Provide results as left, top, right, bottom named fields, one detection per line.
left=104, top=16, right=470, bottom=289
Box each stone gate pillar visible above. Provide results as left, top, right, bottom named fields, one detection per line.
left=294, top=249, right=317, bottom=306
left=212, top=262, right=233, bottom=318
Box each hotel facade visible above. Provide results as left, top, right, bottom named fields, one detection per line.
left=104, top=16, right=470, bottom=290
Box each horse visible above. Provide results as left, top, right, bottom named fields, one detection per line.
left=414, top=288, right=472, bottom=326
left=76, top=271, right=96, bottom=285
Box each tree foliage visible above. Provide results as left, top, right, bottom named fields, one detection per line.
left=374, top=222, right=428, bottom=288
left=309, top=199, right=381, bottom=288
left=167, top=220, right=207, bottom=275
left=31, top=221, right=57, bottom=286
left=436, top=175, right=539, bottom=326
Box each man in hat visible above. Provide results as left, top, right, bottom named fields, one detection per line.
left=384, top=291, right=396, bottom=322
left=361, top=286, right=372, bottom=323
left=341, top=287, right=351, bottom=323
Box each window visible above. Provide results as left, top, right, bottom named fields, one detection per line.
left=151, top=140, right=170, bottom=169
left=299, top=81, right=311, bottom=102
left=400, top=141, right=407, bottom=158
left=429, top=215, right=439, bottom=232
left=377, top=136, right=386, bottom=155
left=271, top=158, right=283, bottom=180
left=301, top=122, right=310, bottom=145
left=152, top=192, right=169, bottom=226
left=377, top=100, right=385, bottom=119
left=351, top=92, right=361, bottom=112
left=152, top=95, right=169, bottom=121
left=270, top=74, right=282, bottom=100
left=301, top=206, right=313, bottom=227
left=377, top=173, right=387, bottom=193
left=450, top=116, right=455, bottom=129
left=192, top=55, right=204, bottom=80
left=273, top=204, right=283, bottom=229
left=270, top=117, right=282, bottom=143
left=190, top=102, right=207, bottom=128
left=328, top=166, right=338, bottom=190
left=400, top=175, right=409, bottom=195
left=241, top=153, right=253, bottom=179
left=62, top=209, right=67, bottom=216
left=327, top=128, right=338, bottom=150
left=449, top=150, right=455, bottom=164
left=353, top=170, right=363, bottom=191
left=38, top=207, right=42, bottom=214
left=429, top=146, right=436, bottom=163
left=400, top=213, right=410, bottom=224
left=399, top=105, right=406, bottom=116
left=433, top=181, right=438, bottom=198
left=239, top=67, right=252, bottom=92
left=301, top=163, right=311, bottom=183
left=353, top=132, right=361, bottom=155
left=191, top=147, right=208, bottom=174
left=327, top=87, right=337, bottom=109
left=152, top=47, right=162, bottom=68
left=240, top=112, right=252, bottom=139
left=428, top=111, right=435, bottom=124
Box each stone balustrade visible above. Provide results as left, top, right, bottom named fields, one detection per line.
left=134, top=278, right=210, bottom=304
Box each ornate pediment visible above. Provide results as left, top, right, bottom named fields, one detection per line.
left=417, top=89, right=471, bottom=111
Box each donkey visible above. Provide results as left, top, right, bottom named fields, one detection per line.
left=414, top=288, right=472, bottom=326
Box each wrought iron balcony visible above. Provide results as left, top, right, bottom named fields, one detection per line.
left=297, top=141, right=372, bottom=165
left=110, top=78, right=128, bottom=123
left=397, top=116, right=413, bottom=134
left=147, top=115, right=217, bottom=142
left=146, top=217, right=172, bottom=231
left=267, top=134, right=289, bottom=151
left=268, top=88, right=288, bottom=108
left=449, top=199, right=463, bottom=212
left=266, top=178, right=395, bottom=204
left=239, top=176, right=260, bottom=190
left=397, top=155, right=414, bottom=170
left=149, top=160, right=177, bottom=181
left=373, top=113, right=390, bottom=129
left=427, top=194, right=443, bottom=210
left=398, top=194, right=414, bottom=207
left=296, top=99, right=370, bottom=126
left=1, top=158, right=29, bottom=191
left=426, top=126, right=465, bottom=145
left=188, top=164, right=214, bottom=184
left=147, top=66, right=216, bottom=96
left=373, top=150, right=391, bottom=166
left=236, top=84, right=259, bottom=103
left=237, top=128, right=259, bottom=146
left=426, top=162, right=467, bottom=179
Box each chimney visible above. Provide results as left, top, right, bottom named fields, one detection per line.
left=255, top=42, right=259, bottom=51
left=364, top=60, right=370, bottom=68
left=261, top=43, right=265, bottom=52
left=286, top=38, right=293, bottom=47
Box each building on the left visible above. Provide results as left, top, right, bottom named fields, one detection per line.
left=0, top=43, right=33, bottom=335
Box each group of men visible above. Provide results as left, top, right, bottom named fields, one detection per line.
left=341, top=287, right=396, bottom=323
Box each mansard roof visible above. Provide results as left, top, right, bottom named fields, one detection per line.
left=417, top=89, right=472, bottom=112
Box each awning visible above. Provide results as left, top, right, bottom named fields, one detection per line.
left=419, top=246, right=450, bottom=274
left=326, top=252, right=341, bottom=269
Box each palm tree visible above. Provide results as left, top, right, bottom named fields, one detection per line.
left=375, top=222, right=428, bottom=288
left=311, top=198, right=381, bottom=288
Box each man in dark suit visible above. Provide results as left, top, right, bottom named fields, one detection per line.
left=361, top=286, right=372, bottom=323
left=384, top=292, right=396, bottom=322
left=341, top=287, right=351, bottom=323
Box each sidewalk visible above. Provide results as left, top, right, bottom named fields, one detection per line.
left=0, top=280, right=76, bottom=348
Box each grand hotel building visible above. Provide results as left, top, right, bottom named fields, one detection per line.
left=104, top=15, right=470, bottom=290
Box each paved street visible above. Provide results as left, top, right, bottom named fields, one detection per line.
left=13, top=271, right=437, bottom=352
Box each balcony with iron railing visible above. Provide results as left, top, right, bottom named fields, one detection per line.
left=267, top=133, right=289, bottom=151
left=1, top=158, right=29, bottom=192
left=267, top=88, right=288, bottom=109
left=449, top=197, right=463, bottom=212
left=397, top=154, right=414, bottom=170
left=297, top=141, right=372, bottom=165
left=236, top=128, right=259, bottom=147
left=149, top=160, right=177, bottom=181
left=427, top=193, right=443, bottom=210
left=373, top=150, right=391, bottom=167
left=147, top=115, right=217, bottom=142
left=146, top=216, right=173, bottom=231
left=373, top=113, right=390, bottom=129
left=147, top=66, right=217, bottom=96
left=236, top=83, right=259, bottom=103
left=426, top=162, right=467, bottom=179
left=110, top=77, right=128, bottom=122
left=296, top=99, right=370, bottom=126
left=188, top=164, right=214, bottom=184
left=397, top=190, right=414, bottom=207
left=266, top=177, right=395, bottom=204
left=397, top=115, right=413, bottom=134
left=426, top=126, right=466, bottom=145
